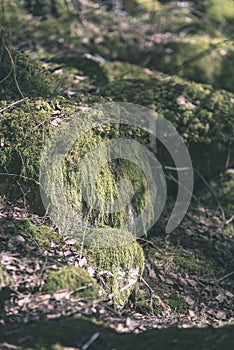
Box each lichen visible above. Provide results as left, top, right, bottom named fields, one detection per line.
left=44, top=266, right=99, bottom=299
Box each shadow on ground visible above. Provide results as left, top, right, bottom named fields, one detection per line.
left=1, top=316, right=234, bottom=350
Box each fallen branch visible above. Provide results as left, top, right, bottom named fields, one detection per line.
left=0, top=98, right=26, bottom=114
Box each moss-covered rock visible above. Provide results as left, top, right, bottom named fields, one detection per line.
left=0, top=44, right=59, bottom=98
left=101, top=76, right=234, bottom=182
left=51, top=54, right=108, bottom=87
left=44, top=265, right=100, bottom=299
left=80, top=227, right=145, bottom=306
left=1, top=74, right=233, bottom=224
left=0, top=96, right=77, bottom=213
left=0, top=96, right=151, bottom=232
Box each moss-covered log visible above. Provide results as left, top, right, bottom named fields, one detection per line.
left=101, top=75, right=234, bottom=184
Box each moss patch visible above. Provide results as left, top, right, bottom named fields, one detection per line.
left=16, top=219, right=62, bottom=250
left=44, top=266, right=99, bottom=299
left=168, top=294, right=188, bottom=313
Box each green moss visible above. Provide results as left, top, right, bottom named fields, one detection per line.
left=172, top=251, right=215, bottom=277
left=44, top=266, right=99, bottom=299
left=79, top=228, right=145, bottom=306
left=0, top=44, right=59, bottom=98
left=147, top=235, right=217, bottom=278
left=168, top=294, right=188, bottom=313
left=16, top=219, right=62, bottom=249
left=206, top=0, right=234, bottom=25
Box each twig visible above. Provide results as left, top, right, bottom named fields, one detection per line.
left=81, top=332, right=100, bottom=350
left=176, top=38, right=233, bottom=73
left=3, top=43, right=24, bottom=99
left=137, top=237, right=164, bottom=253
left=0, top=98, right=26, bottom=114
left=225, top=215, right=234, bottom=225
left=194, top=169, right=226, bottom=221
left=0, top=172, right=40, bottom=186
left=166, top=173, right=197, bottom=201
left=217, top=271, right=234, bottom=283
left=141, top=277, right=170, bottom=311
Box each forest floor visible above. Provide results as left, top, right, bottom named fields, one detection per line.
left=0, top=197, right=234, bottom=349
left=1, top=1, right=234, bottom=349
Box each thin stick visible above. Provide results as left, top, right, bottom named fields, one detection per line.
left=81, top=332, right=100, bottom=350
left=0, top=98, right=26, bottom=114
left=3, top=43, right=25, bottom=99
left=194, top=169, right=226, bottom=221
left=217, top=271, right=234, bottom=283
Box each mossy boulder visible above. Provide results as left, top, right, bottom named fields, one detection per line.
left=80, top=227, right=145, bottom=306
left=0, top=97, right=151, bottom=231
left=44, top=266, right=100, bottom=299
left=151, top=36, right=234, bottom=92
left=101, top=76, right=234, bottom=182
left=0, top=44, right=59, bottom=98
